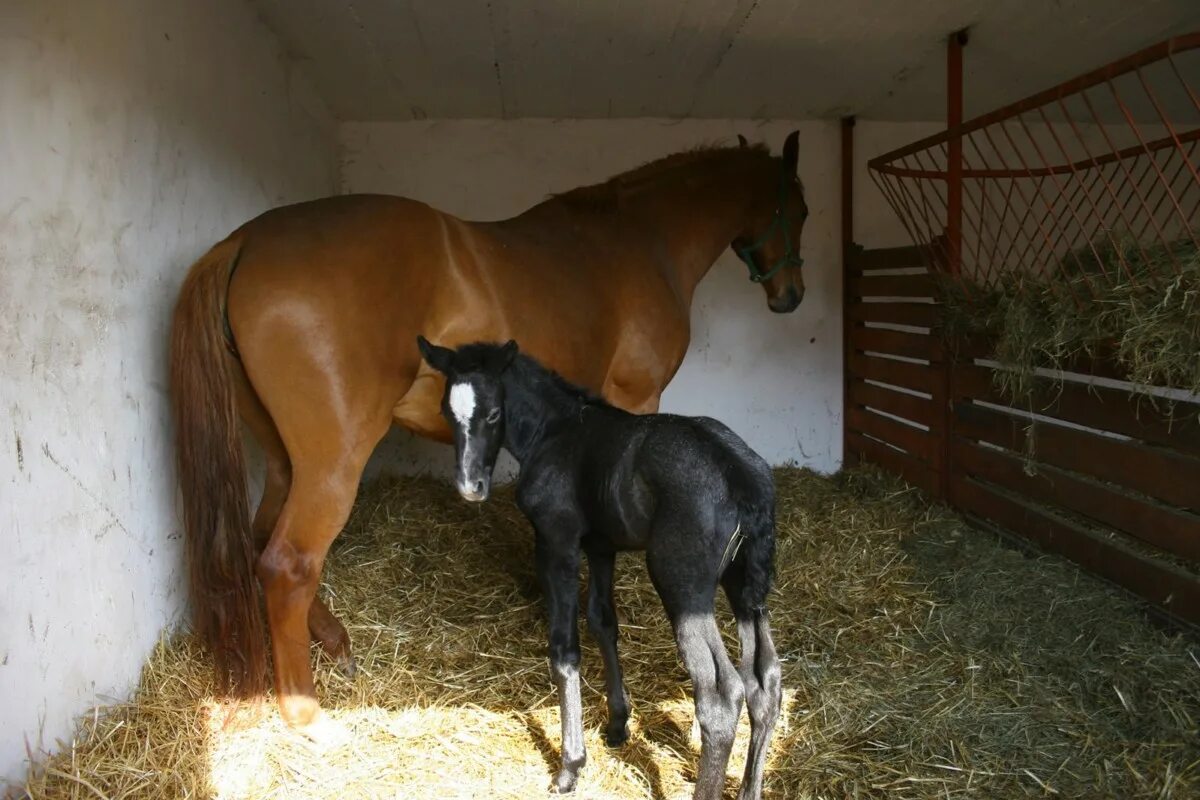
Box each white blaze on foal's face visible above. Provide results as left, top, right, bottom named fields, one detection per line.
left=449, top=381, right=476, bottom=428
left=449, top=380, right=486, bottom=501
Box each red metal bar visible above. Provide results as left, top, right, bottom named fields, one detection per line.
left=841, top=116, right=856, bottom=469
left=873, top=127, right=1200, bottom=179
left=946, top=30, right=965, bottom=278
left=868, top=33, right=1200, bottom=170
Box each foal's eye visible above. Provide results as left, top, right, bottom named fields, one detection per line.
left=486, top=408, right=502, bottom=425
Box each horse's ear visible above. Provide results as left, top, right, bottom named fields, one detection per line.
left=782, top=130, right=799, bottom=172
left=494, top=339, right=519, bottom=372
left=417, top=335, right=455, bottom=375
left=737, top=134, right=749, bottom=149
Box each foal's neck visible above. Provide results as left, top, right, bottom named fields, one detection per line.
left=501, top=357, right=602, bottom=463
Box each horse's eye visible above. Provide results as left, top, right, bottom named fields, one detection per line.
left=486, top=408, right=502, bottom=425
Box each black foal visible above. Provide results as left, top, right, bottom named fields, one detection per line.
left=418, top=336, right=783, bottom=800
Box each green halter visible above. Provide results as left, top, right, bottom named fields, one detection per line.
left=735, top=168, right=805, bottom=283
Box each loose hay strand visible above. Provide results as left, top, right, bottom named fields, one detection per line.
left=17, top=467, right=1200, bottom=799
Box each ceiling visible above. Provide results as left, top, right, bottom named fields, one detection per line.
left=249, top=0, right=1200, bottom=122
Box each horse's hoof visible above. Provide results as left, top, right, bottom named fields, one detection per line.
left=294, top=712, right=350, bottom=751
left=337, top=654, right=358, bottom=679
left=604, top=724, right=628, bottom=748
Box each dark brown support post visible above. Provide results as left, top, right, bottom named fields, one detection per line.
left=940, top=30, right=968, bottom=501
left=841, top=115, right=858, bottom=469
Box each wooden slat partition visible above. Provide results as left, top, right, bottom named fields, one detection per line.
left=952, top=475, right=1200, bottom=626
left=844, top=244, right=946, bottom=484
left=952, top=438, right=1200, bottom=561
left=953, top=402, right=1200, bottom=511
left=844, top=242, right=1200, bottom=628
left=953, top=363, right=1200, bottom=456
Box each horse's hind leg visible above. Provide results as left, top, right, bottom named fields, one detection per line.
left=721, top=570, right=782, bottom=800
left=237, top=370, right=356, bottom=677
left=584, top=549, right=631, bottom=746
left=648, top=546, right=744, bottom=800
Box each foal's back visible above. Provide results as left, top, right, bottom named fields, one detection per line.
left=529, top=409, right=773, bottom=553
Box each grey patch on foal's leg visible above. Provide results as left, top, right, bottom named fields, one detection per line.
left=674, top=614, right=745, bottom=800
left=550, top=658, right=587, bottom=793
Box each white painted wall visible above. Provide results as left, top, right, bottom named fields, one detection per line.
left=340, top=119, right=844, bottom=477
left=0, top=0, right=337, bottom=786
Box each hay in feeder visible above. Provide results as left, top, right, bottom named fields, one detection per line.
left=18, top=467, right=1200, bottom=799
left=940, top=237, right=1200, bottom=417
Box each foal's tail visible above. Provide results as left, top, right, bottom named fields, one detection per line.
left=169, top=236, right=266, bottom=698
left=732, top=489, right=777, bottom=612
left=723, top=451, right=777, bottom=612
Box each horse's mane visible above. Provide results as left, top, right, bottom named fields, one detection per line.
left=550, top=142, right=775, bottom=209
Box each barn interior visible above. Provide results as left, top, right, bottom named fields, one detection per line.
left=3, top=1, right=1199, bottom=798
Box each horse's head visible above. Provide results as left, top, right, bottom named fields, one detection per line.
left=732, top=130, right=808, bottom=314
left=417, top=335, right=518, bottom=502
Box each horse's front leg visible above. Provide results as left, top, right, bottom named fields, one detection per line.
left=536, top=531, right=585, bottom=793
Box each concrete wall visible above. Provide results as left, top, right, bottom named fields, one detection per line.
left=0, top=0, right=337, bottom=786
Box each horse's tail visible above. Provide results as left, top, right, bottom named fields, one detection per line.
left=169, top=236, right=266, bottom=698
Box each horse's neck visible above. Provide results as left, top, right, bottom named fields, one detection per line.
left=615, top=163, right=772, bottom=303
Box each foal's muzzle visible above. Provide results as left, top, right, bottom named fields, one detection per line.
left=457, top=477, right=489, bottom=503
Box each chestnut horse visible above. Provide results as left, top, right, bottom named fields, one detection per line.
left=169, top=131, right=809, bottom=734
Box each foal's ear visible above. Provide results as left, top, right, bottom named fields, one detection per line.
left=782, top=130, right=800, bottom=172
left=417, top=335, right=455, bottom=375
left=493, top=339, right=519, bottom=372
left=737, top=133, right=749, bottom=149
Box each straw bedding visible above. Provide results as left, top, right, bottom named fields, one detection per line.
left=18, top=467, right=1200, bottom=799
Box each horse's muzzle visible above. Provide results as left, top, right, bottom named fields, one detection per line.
left=769, top=285, right=803, bottom=314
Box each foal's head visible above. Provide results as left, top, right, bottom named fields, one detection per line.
left=732, top=130, right=808, bottom=314
left=417, top=336, right=518, bottom=502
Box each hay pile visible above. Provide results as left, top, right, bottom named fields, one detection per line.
left=19, top=467, right=1200, bottom=799
left=940, top=237, right=1200, bottom=416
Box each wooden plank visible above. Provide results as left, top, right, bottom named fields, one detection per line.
left=849, top=273, right=936, bottom=299
left=951, top=475, right=1200, bottom=626
left=852, top=326, right=943, bottom=362
left=846, top=431, right=938, bottom=494
left=848, top=301, right=940, bottom=328
left=846, top=407, right=938, bottom=462
left=847, top=245, right=930, bottom=272
left=954, top=402, right=1200, bottom=511
left=848, top=352, right=940, bottom=394
left=952, top=438, right=1200, bottom=562
left=952, top=363, right=1200, bottom=456
left=849, top=379, right=938, bottom=427
left=955, top=336, right=1193, bottom=390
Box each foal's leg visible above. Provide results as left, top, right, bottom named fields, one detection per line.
left=649, top=548, right=744, bottom=800
left=584, top=549, right=631, bottom=746
left=722, top=571, right=783, bottom=800
left=537, top=532, right=586, bottom=793
left=237, top=370, right=355, bottom=677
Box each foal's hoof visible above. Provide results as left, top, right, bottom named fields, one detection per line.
left=604, top=723, right=629, bottom=748
left=550, top=768, right=579, bottom=794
